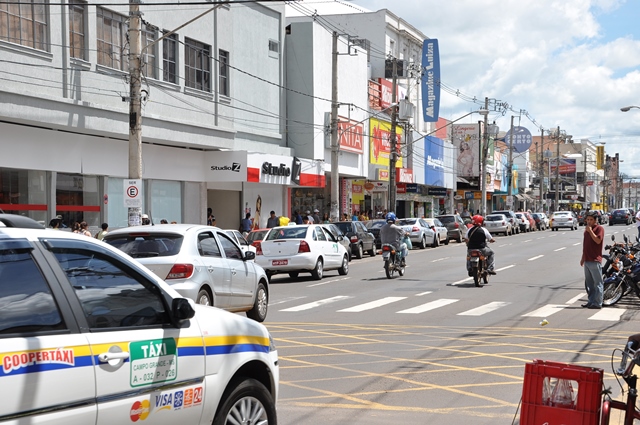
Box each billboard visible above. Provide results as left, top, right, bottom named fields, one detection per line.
left=504, top=126, right=533, bottom=153
left=424, top=136, right=445, bottom=186
left=421, top=39, right=440, bottom=122
left=369, top=118, right=403, bottom=167
left=550, top=158, right=577, bottom=175
left=452, top=123, right=480, bottom=177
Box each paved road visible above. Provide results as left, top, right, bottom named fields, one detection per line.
left=264, top=223, right=640, bottom=424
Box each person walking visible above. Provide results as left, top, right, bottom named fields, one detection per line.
left=79, top=221, right=92, bottom=237
left=635, top=209, right=640, bottom=239
left=581, top=211, right=604, bottom=309
left=95, top=223, right=109, bottom=240
left=266, top=211, right=280, bottom=228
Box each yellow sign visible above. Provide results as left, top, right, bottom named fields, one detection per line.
left=596, top=145, right=604, bottom=170
left=369, top=118, right=403, bottom=167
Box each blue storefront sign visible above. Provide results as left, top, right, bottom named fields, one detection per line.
left=427, top=187, right=447, bottom=197
left=505, top=126, right=533, bottom=153
left=424, top=136, right=445, bottom=186
left=421, top=39, right=440, bottom=122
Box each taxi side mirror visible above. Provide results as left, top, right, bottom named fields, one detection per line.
left=172, top=298, right=195, bottom=322
left=244, top=251, right=256, bottom=261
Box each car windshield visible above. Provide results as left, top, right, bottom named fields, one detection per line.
left=364, top=220, right=386, bottom=229
left=515, top=214, right=524, bottom=218
left=485, top=215, right=504, bottom=221
left=614, top=209, right=627, bottom=214
left=397, top=219, right=416, bottom=225
left=333, top=222, right=352, bottom=233
left=105, top=233, right=183, bottom=258
left=437, top=216, right=455, bottom=224
left=247, top=230, right=268, bottom=242
left=265, top=227, right=308, bottom=240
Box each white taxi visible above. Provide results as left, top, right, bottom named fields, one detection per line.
left=255, top=224, right=349, bottom=280
left=0, top=214, right=278, bottom=425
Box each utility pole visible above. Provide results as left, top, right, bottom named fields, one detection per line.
left=583, top=146, right=588, bottom=208
left=330, top=31, right=340, bottom=222
left=539, top=128, right=544, bottom=212
left=480, top=97, right=489, bottom=216
left=555, top=126, right=560, bottom=211
left=506, top=115, right=515, bottom=209
left=388, top=58, right=398, bottom=213
left=128, top=0, right=142, bottom=226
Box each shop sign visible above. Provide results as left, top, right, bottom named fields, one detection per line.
left=465, top=191, right=474, bottom=200
left=377, top=169, right=389, bottom=181
left=420, top=39, right=440, bottom=122
left=341, top=179, right=349, bottom=213
left=364, top=182, right=375, bottom=191
left=206, top=151, right=247, bottom=182
left=337, top=118, right=364, bottom=154
left=261, top=162, right=291, bottom=177
left=369, top=118, right=403, bottom=167
left=406, top=183, right=419, bottom=193
left=397, top=168, right=414, bottom=183
left=454, top=195, right=463, bottom=200
left=352, top=184, right=363, bottom=194
left=473, top=192, right=482, bottom=200
left=504, top=126, right=533, bottom=153
left=427, top=187, right=447, bottom=197
left=379, top=78, right=406, bottom=110
left=369, top=182, right=388, bottom=192
left=397, top=184, right=407, bottom=193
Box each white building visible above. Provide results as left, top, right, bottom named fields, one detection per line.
left=0, top=1, right=323, bottom=230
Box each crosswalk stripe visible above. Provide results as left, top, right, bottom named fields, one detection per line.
left=280, top=295, right=351, bottom=312
left=458, top=301, right=511, bottom=316
left=566, top=293, right=586, bottom=304
left=338, top=297, right=406, bottom=312
left=522, top=304, right=567, bottom=317
left=397, top=298, right=458, bottom=314
left=588, top=308, right=626, bottom=321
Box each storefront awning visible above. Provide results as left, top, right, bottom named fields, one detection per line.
left=457, top=177, right=470, bottom=184
left=515, top=194, right=525, bottom=201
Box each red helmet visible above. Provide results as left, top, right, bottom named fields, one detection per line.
left=472, top=215, right=484, bottom=225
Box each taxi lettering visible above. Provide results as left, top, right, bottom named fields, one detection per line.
left=2, top=348, right=74, bottom=373
left=141, top=342, right=167, bottom=357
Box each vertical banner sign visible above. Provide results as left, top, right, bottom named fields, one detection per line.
left=596, top=145, right=604, bottom=170
left=421, top=39, right=440, bottom=122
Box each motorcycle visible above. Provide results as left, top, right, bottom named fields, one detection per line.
left=467, top=249, right=488, bottom=287
left=381, top=243, right=405, bottom=279
left=603, top=236, right=640, bottom=306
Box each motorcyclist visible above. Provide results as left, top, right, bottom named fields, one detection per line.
left=380, top=212, right=409, bottom=265
left=465, top=215, right=496, bottom=275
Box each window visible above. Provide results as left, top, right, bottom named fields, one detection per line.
left=198, top=232, right=221, bottom=257
left=0, top=245, right=66, bottom=335
left=56, top=173, right=100, bottom=227
left=51, top=246, right=169, bottom=329
left=0, top=0, right=48, bottom=51
left=217, top=233, right=243, bottom=260
left=268, top=39, right=278, bottom=53
left=96, top=7, right=128, bottom=71
left=184, top=37, right=210, bottom=92
left=69, top=0, right=85, bottom=60
left=142, top=23, right=158, bottom=79
left=162, top=32, right=177, bottom=84
left=218, top=49, right=229, bottom=96
left=0, top=168, right=47, bottom=223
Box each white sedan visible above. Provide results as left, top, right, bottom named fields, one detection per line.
left=255, top=224, right=349, bottom=280
left=423, top=218, right=449, bottom=245
left=225, top=229, right=257, bottom=256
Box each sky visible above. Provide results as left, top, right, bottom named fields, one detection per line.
left=291, top=0, right=640, bottom=176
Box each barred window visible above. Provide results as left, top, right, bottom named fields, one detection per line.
left=69, top=0, right=85, bottom=60
left=0, top=0, right=48, bottom=51
left=218, top=49, right=229, bottom=96
left=184, top=37, right=210, bottom=92
left=142, top=23, right=157, bottom=79
left=96, top=7, right=128, bottom=71
left=162, top=32, right=177, bottom=84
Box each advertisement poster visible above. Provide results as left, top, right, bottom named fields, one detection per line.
left=452, top=123, right=480, bottom=177
left=421, top=39, right=440, bottom=122
left=424, top=136, right=445, bottom=186
left=369, top=118, right=404, bottom=168
left=550, top=158, right=577, bottom=175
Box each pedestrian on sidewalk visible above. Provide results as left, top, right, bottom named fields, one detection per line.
left=581, top=211, right=604, bottom=309
left=635, top=209, right=640, bottom=239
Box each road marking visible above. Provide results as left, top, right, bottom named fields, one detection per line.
left=548, top=235, right=556, bottom=238
left=458, top=301, right=511, bottom=316
left=280, top=295, right=351, bottom=312
left=416, top=291, right=433, bottom=296
left=573, top=242, right=581, bottom=246
left=566, top=293, right=586, bottom=304
left=431, top=257, right=450, bottom=262
left=397, top=298, right=458, bottom=314
left=528, top=255, right=544, bottom=261
left=537, top=237, right=546, bottom=240
left=524, top=239, right=532, bottom=243
left=308, top=277, right=350, bottom=287
left=269, top=296, right=306, bottom=306
left=338, top=296, right=406, bottom=312
left=522, top=304, right=567, bottom=317
left=451, top=277, right=473, bottom=285
left=554, top=247, right=566, bottom=252
left=588, top=309, right=626, bottom=321
left=498, top=244, right=508, bottom=247
left=562, top=232, right=566, bottom=235
left=614, top=231, right=619, bottom=234
left=496, top=265, right=515, bottom=272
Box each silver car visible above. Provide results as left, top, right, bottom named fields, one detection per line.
left=484, top=214, right=512, bottom=236
left=550, top=211, right=578, bottom=231
left=397, top=218, right=437, bottom=248
left=104, top=224, right=269, bottom=322
left=423, top=218, right=450, bottom=245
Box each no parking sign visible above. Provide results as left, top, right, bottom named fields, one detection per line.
left=124, top=179, right=142, bottom=208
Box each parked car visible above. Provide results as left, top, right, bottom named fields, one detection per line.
left=435, top=214, right=466, bottom=243
left=484, top=214, right=512, bottom=236
left=104, top=224, right=270, bottom=322
left=322, top=223, right=353, bottom=260
left=549, top=211, right=578, bottom=230
left=577, top=210, right=587, bottom=226
left=225, top=229, right=257, bottom=255
left=423, top=218, right=449, bottom=245
left=397, top=217, right=437, bottom=248
left=332, top=220, right=376, bottom=258
left=364, top=219, right=387, bottom=249
left=255, top=224, right=349, bottom=280
left=610, top=208, right=633, bottom=225
left=492, top=210, right=520, bottom=234
left=247, top=228, right=270, bottom=246
left=515, top=213, right=531, bottom=232
left=531, top=213, right=548, bottom=230
left=0, top=214, right=279, bottom=424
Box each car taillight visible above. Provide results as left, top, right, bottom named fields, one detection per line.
left=502, top=221, right=506, bottom=225
left=166, top=264, right=194, bottom=280
left=454, top=222, right=459, bottom=228
left=255, top=242, right=263, bottom=255
left=568, top=218, right=573, bottom=221
left=411, top=226, right=419, bottom=232
left=298, top=241, right=311, bottom=253
left=350, top=236, right=358, bottom=243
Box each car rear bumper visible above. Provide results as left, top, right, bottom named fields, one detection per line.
left=256, top=253, right=318, bottom=272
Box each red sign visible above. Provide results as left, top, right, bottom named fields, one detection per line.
left=352, top=184, right=363, bottom=194
left=397, top=168, right=414, bottom=183
left=337, top=118, right=364, bottom=154
left=587, top=181, right=594, bottom=186
left=396, top=183, right=407, bottom=193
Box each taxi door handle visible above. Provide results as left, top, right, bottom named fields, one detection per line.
left=98, top=351, right=130, bottom=364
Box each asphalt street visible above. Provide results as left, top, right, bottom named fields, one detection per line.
left=263, top=223, right=640, bottom=424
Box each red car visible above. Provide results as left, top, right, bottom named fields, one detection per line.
left=247, top=228, right=270, bottom=248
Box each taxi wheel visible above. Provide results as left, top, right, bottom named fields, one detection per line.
left=338, top=255, right=349, bottom=275
left=196, top=288, right=212, bottom=306
left=311, top=258, right=324, bottom=280
left=213, top=378, right=276, bottom=425
left=246, top=282, right=268, bottom=322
